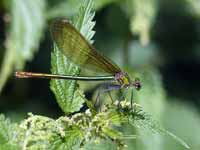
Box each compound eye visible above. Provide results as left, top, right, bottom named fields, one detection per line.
left=134, top=78, right=142, bottom=90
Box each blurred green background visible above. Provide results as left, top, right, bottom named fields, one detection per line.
left=0, top=0, right=200, bottom=149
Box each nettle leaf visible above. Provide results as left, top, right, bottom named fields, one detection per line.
left=47, top=0, right=81, bottom=19
left=50, top=45, right=85, bottom=113
left=50, top=0, right=95, bottom=114
left=123, top=0, right=157, bottom=45
left=0, top=114, right=20, bottom=150
left=18, top=113, right=83, bottom=150
left=94, top=0, right=120, bottom=10
left=0, top=0, right=46, bottom=92
left=73, top=0, right=95, bottom=44
left=17, top=110, right=124, bottom=150
left=47, top=0, right=120, bottom=20
left=129, top=105, right=190, bottom=149
left=123, top=69, right=190, bottom=149
left=186, top=0, right=200, bottom=16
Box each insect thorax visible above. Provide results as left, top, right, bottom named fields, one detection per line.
left=114, top=72, right=131, bottom=86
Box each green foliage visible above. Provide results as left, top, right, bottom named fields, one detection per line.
left=50, top=44, right=85, bottom=114
left=47, top=0, right=81, bottom=19
left=0, top=100, right=190, bottom=150
left=83, top=139, right=117, bottom=150
left=128, top=104, right=190, bottom=149
left=50, top=0, right=95, bottom=114
left=0, top=0, right=195, bottom=149
left=0, top=0, right=46, bottom=92
left=161, top=0, right=200, bottom=17
left=47, top=0, right=120, bottom=19
left=0, top=115, right=20, bottom=150
left=94, top=0, right=120, bottom=10
left=187, top=0, right=200, bottom=16
left=121, top=68, right=191, bottom=150
left=162, top=101, right=200, bottom=150
left=17, top=113, right=84, bottom=150
left=122, top=0, right=157, bottom=45
left=1, top=0, right=117, bottom=93
left=72, top=0, right=95, bottom=44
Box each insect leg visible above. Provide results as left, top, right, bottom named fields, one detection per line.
left=94, top=84, right=122, bottom=110
left=130, top=88, right=134, bottom=110
left=107, top=91, right=114, bottom=103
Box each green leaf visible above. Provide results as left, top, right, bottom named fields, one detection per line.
left=47, top=0, right=120, bottom=20
left=123, top=0, right=157, bottom=45
left=102, top=126, right=123, bottom=139
left=82, top=139, right=117, bottom=150
left=123, top=69, right=190, bottom=149
left=47, top=0, right=81, bottom=19
left=55, top=130, right=83, bottom=150
left=94, top=0, right=120, bottom=10
left=18, top=113, right=84, bottom=150
left=0, top=114, right=20, bottom=150
left=73, top=0, right=95, bottom=44
left=186, top=0, right=200, bottom=16
left=19, top=114, right=56, bottom=150
left=129, top=105, right=190, bottom=149
left=162, top=101, right=199, bottom=150
left=0, top=0, right=46, bottom=92
left=50, top=44, right=85, bottom=114
left=17, top=111, right=126, bottom=150
left=50, top=0, right=95, bottom=114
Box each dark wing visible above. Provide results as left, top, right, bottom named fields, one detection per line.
left=50, top=19, right=121, bottom=75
